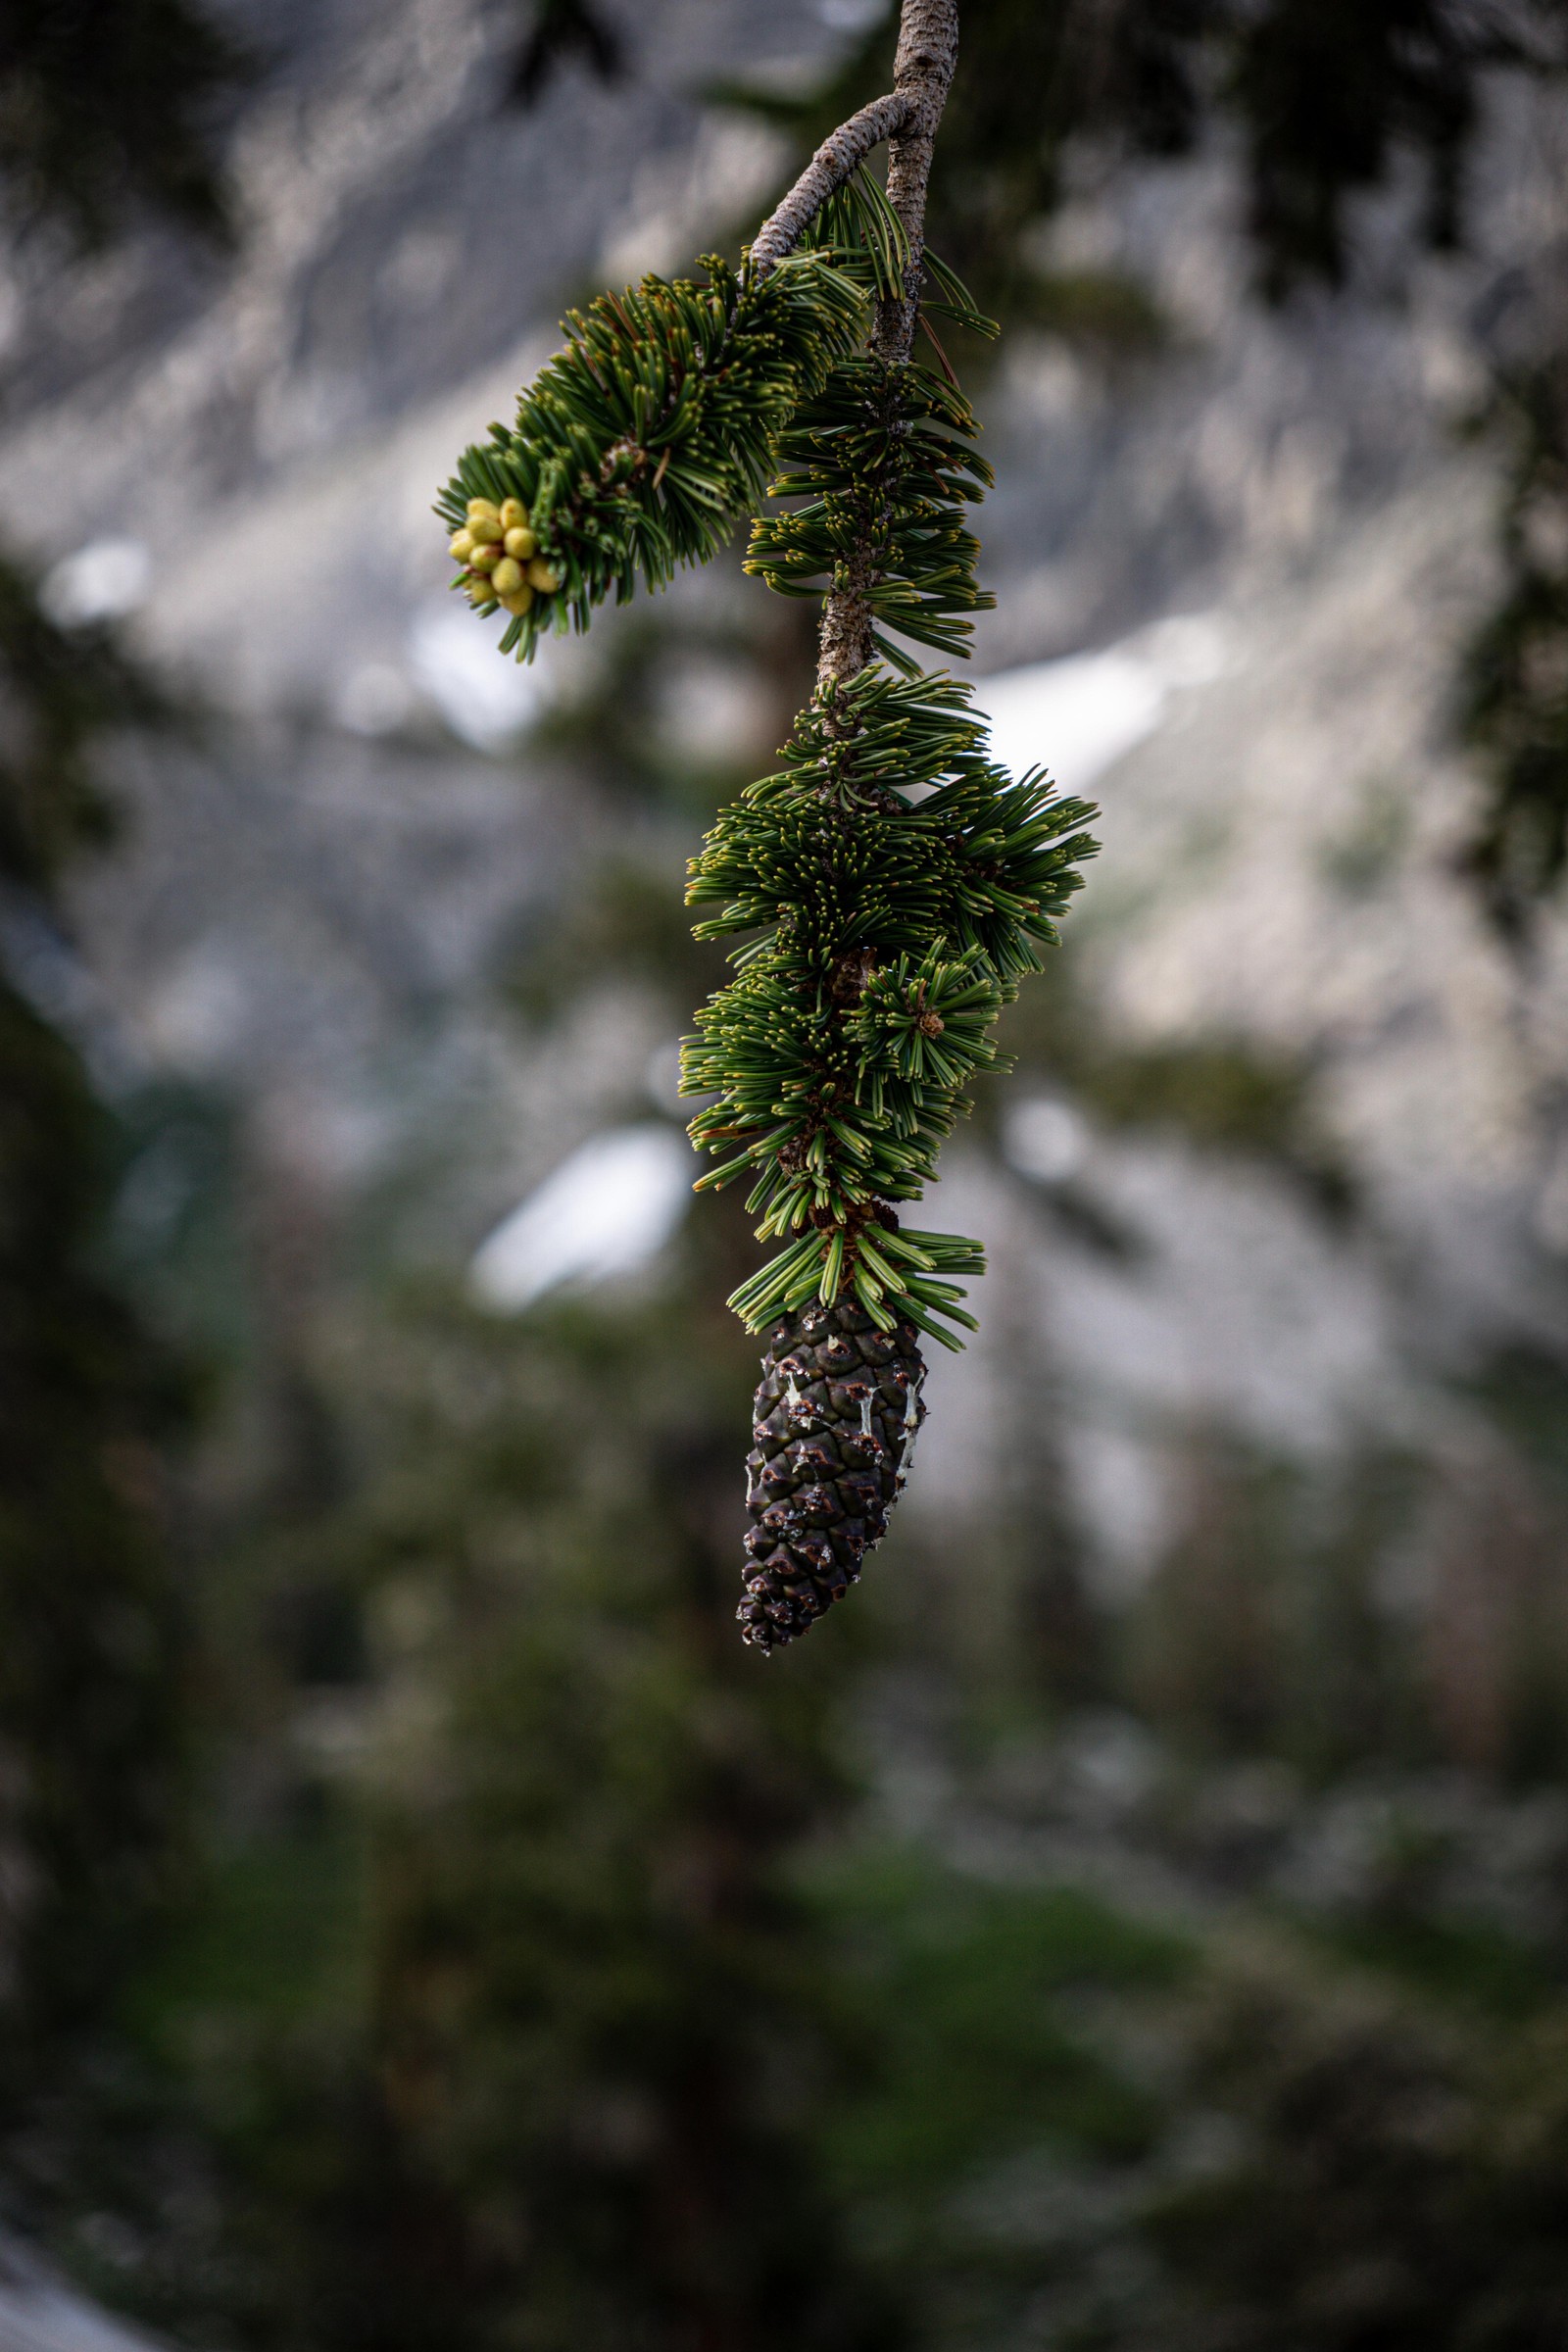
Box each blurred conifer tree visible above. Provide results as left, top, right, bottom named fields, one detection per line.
left=339, top=1295, right=897, bottom=2351
left=1463, top=353, right=1568, bottom=928
left=0, top=553, right=189, bottom=2149
left=506, top=0, right=625, bottom=109
left=124, top=1278, right=904, bottom=2352
left=0, top=0, right=231, bottom=2172
left=0, top=0, right=244, bottom=246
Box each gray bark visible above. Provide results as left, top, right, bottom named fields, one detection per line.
left=815, top=0, right=959, bottom=692
left=749, top=92, right=913, bottom=276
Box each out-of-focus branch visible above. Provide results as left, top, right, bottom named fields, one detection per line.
left=506, top=0, right=624, bottom=109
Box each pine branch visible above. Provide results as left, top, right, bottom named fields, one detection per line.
left=871, top=0, right=960, bottom=368
left=436, top=0, right=1101, bottom=1644
left=438, top=0, right=1092, bottom=1349
left=681, top=666, right=1097, bottom=1340
left=819, top=0, right=959, bottom=692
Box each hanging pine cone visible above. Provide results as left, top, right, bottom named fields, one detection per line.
left=738, top=1298, right=927, bottom=1651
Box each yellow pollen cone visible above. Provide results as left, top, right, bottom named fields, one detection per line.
left=449, top=530, right=475, bottom=561
left=504, top=525, right=536, bottom=560
left=500, top=586, right=534, bottom=616
left=470, top=543, right=501, bottom=572
left=468, top=514, right=503, bottom=546
left=491, top=556, right=523, bottom=594
left=526, top=557, right=562, bottom=593
left=466, top=497, right=500, bottom=523
left=466, top=577, right=496, bottom=608
left=499, top=498, right=526, bottom=530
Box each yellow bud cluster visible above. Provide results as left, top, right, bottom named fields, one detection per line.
left=449, top=496, right=563, bottom=617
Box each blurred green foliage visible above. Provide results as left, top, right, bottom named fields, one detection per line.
left=520, top=603, right=798, bottom=818
left=995, top=952, right=1352, bottom=1208
left=1083, top=1042, right=1328, bottom=1168
left=1125, top=1445, right=1423, bottom=1776
left=88, top=1272, right=906, bottom=2351
left=805, top=1851, right=1190, bottom=2205
left=0, top=985, right=187, bottom=2069
left=1130, top=1948, right=1568, bottom=2352
left=0, top=556, right=193, bottom=2247
left=1317, top=777, right=1412, bottom=899
left=1466, top=1348, right=1568, bottom=1494
left=505, top=0, right=625, bottom=111
left=800, top=1845, right=1568, bottom=2352
left=506, top=853, right=717, bottom=1026
left=0, top=553, right=171, bottom=890
left=1463, top=357, right=1568, bottom=930
left=1294, top=1904, right=1559, bottom=2024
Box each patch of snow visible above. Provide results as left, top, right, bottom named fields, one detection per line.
left=408, top=600, right=547, bottom=750
left=1004, top=1096, right=1091, bottom=1186
left=41, top=538, right=150, bottom=627
left=469, top=1123, right=694, bottom=1311
left=0, top=2227, right=170, bottom=2352
left=971, top=612, right=1231, bottom=794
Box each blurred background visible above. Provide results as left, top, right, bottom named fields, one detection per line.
left=5, top=1, right=1568, bottom=2346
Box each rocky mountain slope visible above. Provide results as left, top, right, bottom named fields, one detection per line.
left=4, top=0, right=1565, bottom=1680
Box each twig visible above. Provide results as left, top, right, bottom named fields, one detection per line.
left=750, top=91, right=913, bottom=275
left=870, top=0, right=959, bottom=369
left=816, top=0, right=959, bottom=691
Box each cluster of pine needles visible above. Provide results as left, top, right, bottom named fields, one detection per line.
left=439, top=175, right=1098, bottom=1348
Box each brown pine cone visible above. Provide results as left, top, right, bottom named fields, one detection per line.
left=738, top=1298, right=927, bottom=1651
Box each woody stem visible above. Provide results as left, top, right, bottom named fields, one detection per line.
left=816, top=0, right=959, bottom=694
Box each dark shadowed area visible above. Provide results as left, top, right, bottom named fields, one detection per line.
left=3, top=2, right=1568, bottom=2348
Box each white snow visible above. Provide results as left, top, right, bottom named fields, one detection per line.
left=970, top=612, right=1230, bottom=794
left=468, top=1123, right=694, bottom=1311
left=41, top=537, right=150, bottom=628
left=408, top=598, right=547, bottom=750
left=1004, top=1095, right=1090, bottom=1185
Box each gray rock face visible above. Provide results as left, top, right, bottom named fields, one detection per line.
left=3, top=0, right=1565, bottom=1595
left=914, top=448, right=1568, bottom=1601
left=2, top=0, right=824, bottom=1224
